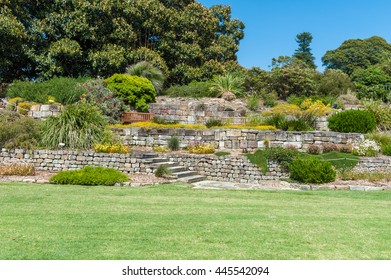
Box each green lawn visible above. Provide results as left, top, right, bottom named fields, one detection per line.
left=0, top=183, right=391, bottom=260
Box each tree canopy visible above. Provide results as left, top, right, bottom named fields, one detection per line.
left=322, top=36, right=391, bottom=75
left=293, top=32, right=316, bottom=69
left=0, top=0, right=245, bottom=84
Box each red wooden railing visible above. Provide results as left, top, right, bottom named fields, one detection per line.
left=121, top=112, right=154, bottom=123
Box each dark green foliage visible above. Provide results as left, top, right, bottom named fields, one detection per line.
left=41, top=104, right=108, bottom=149
left=154, top=165, right=172, bottom=178
left=105, top=74, right=156, bottom=112
left=168, top=136, right=180, bottom=151
left=322, top=36, right=391, bottom=75
left=80, top=79, right=128, bottom=124
left=292, top=32, right=316, bottom=69
left=264, top=114, right=315, bottom=131
left=50, top=166, right=129, bottom=186
left=290, top=157, right=336, bottom=183
left=261, top=90, right=278, bottom=107
left=0, top=111, right=42, bottom=149
left=126, top=62, right=166, bottom=94
left=205, top=118, right=223, bottom=128
left=381, top=145, right=391, bottom=156
left=352, top=66, right=391, bottom=102
left=264, top=114, right=287, bottom=129
left=246, top=147, right=301, bottom=174
left=7, top=77, right=88, bottom=104
left=164, top=81, right=213, bottom=98
left=328, top=110, right=376, bottom=133
left=0, top=1, right=244, bottom=84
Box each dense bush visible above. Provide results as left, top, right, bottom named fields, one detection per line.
left=105, top=74, right=156, bottom=112
left=168, top=136, right=180, bottom=151
left=290, top=157, right=336, bottom=183
left=164, top=81, right=213, bottom=98
left=50, top=166, right=129, bottom=186
left=7, top=77, right=87, bottom=104
left=352, top=66, right=391, bottom=102
left=0, top=110, right=42, bottom=149
left=205, top=118, right=223, bottom=128
left=328, top=110, right=376, bottom=133
left=80, top=79, right=128, bottom=124
left=317, top=69, right=354, bottom=97
left=41, top=104, right=108, bottom=149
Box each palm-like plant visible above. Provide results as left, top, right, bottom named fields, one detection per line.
left=211, top=72, right=246, bottom=98
left=126, top=61, right=166, bottom=94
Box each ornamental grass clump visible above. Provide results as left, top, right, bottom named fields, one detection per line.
left=50, top=166, right=129, bottom=186
left=0, top=163, right=35, bottom=176
left=168, top=136, right=180, bottom=151
left=41, top=104, right=107, bottom=150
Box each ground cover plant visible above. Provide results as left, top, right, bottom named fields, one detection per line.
left=50, top=166, right=129, bottom=186
left=0, top=183, right=390, bottom=260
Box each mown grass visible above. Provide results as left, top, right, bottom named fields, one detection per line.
left=0, top=183, right=391, bottom=260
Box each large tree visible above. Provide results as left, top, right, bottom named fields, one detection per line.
left=0, top=0, right=245, bottom=84
left=292, top=32, right=316, bottom=69
left=322, top=36, right=391, bottom=75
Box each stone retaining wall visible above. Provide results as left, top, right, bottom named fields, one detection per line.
left=28, top=104, right=62, bottom=119
left=1, top=149, right=390, bottom=184
left=113, top=128, right=364, bottom=152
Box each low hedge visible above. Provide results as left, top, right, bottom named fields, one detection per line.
left=289, top=157, right=336, bottom=183
left=50, top=166, right=129, bottom=186
left=327, top=110, right=376, bottom=133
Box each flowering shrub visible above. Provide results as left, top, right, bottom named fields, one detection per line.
left=17, top=102, right=32, bottom=115
left=300, top=99, right=333, bottom=117
left=93, top=143, right=130, bottom=154
left=352, top=139, right=380, bottom=156
left=187, top=143, right=215, bottom=154
left=153, top=146, right=169, bottom=153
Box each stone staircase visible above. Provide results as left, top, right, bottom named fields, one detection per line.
left=141, top=153, right=206, bottom=183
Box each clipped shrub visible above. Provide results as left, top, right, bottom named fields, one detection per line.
left=187, top=143, right=215, bottom=154
left=0, top=163, right=35, bottom=176
left=50, top=166, right=129, bottom=186
left=0, top=110, right=42, bottom=149
left=322, top=143, right=339, bottom=153
left=80, top=79, right=128, bottom=124
left=7, top=77, right=87, bottom=105
left=41, top=104, right=107, bottom=150
left=205, top=118, right=223, bottom=128
left=168, top=136, right=180, bottom=151
left=290, top=157, right=336, bottom=183
left=307, top=144, right=321, bottom=154
left=164, top=81, right=213, bottom=98
left=93, top=143, right=130, bottom=154
left=154, top=164, right=172, bottom=178
left=105, top=74, right=156, bottom=112
left=352, top=139, right=380, bottom=157
left=328, top=110, right=376, bottom=133
left=381, top=145, right=391, bottom=156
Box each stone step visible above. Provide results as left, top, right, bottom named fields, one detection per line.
left=150, top=162, right=179, bottom=168
left=168, top=166, right=188, bottom=173
left=133, top=153, right=158, bottom=159
left=179, top=175, right=207, bottom=183
left=173, top=170, right=199, bottom=178
left=151, top=157, right=170, bottom=163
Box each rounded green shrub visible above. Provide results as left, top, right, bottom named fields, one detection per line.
left=289, top=157, right=336, bottom=183
left=105, top=74, right=156, bottom=112
left=168, top=136, right=180, bottom=151
left=327, top=110, right=376, bottom=133
left=50, top=166, right=129, bottom=186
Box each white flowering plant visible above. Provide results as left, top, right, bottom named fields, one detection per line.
left=352, top=139, right=380, bottom=157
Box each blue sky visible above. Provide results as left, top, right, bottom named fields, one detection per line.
left=199, top=0, right=391, bottom=71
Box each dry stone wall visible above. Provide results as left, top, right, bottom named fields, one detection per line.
left=28, top=104, right=62, bottom=119
left=113, top=128, right=364, bottom=152
left=1, top=149, right=390, bottom=184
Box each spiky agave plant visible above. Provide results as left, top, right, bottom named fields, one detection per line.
left=126, top=61, right=166, bottom=94
left=211, top=72, right=246, bottom=98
